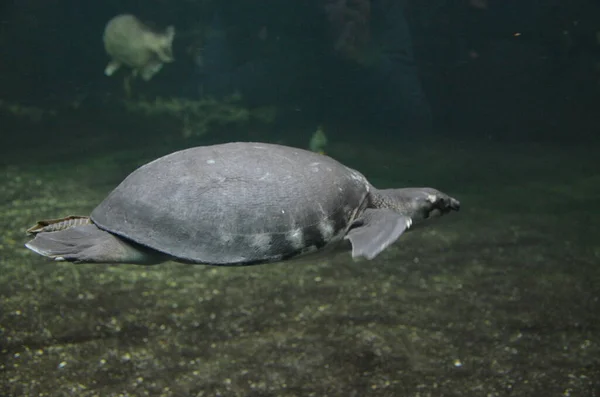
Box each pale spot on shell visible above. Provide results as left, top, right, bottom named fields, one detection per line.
left=250, top=233, right=272, bottom=251
left=286, top=228, right=305, bottom=250
left=220, top=234, right=233, bottom=244
left=309, top=162, right=322, bottom=173
left=317, top=203, right=326, bottom=214
left=259, top=172, right=271, bottom=181
left=206, top=159, right=215, bottom=164
left=318, top=220, right=334, bottom=241
left=348, top=169, right=367, bottom=184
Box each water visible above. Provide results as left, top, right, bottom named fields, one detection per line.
left=1, top=1, right=600, bottom=396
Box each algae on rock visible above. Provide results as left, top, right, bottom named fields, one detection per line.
left=0, top=99, right=57, bottom=123
left=121, top=95, right=277, bottom=137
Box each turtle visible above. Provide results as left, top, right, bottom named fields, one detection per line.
left=25, top=142, right=460, bottom=266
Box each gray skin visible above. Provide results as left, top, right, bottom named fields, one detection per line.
left=25, top=142, right=460, bottom=266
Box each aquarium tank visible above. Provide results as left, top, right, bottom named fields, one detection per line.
left=1, top=0, right=599, bottom=396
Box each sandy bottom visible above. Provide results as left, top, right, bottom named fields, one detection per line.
left=1, top=124, right=599, bottom=396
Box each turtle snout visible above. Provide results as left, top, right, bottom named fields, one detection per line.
left=448, top=197, right=460, bottom=211
left=430, top=193, right=460, bottom=215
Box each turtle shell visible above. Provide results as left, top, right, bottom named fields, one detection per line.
left=90, top=142, right=371, bottom=265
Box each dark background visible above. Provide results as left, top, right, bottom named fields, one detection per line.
left=0, top=0, right=599, bottom=143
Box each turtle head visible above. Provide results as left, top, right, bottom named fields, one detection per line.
left=374, top=187, right=460, bottom=224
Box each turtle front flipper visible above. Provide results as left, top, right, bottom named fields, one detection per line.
left=25, top=224, right=167, bottom=265
left=344, top=208, right=412, bottom=260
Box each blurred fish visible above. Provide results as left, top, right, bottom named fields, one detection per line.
left=103, top=14, right=175, bottom=81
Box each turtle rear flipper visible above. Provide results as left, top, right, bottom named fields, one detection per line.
left=345, top=209, right=412, bottom=260
left=25, top=224, right=165, bottom=265
left=26, top=216, right=91, bottom=235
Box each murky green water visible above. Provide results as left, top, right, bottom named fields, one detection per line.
left=1, top=134, right=598, bottom=396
